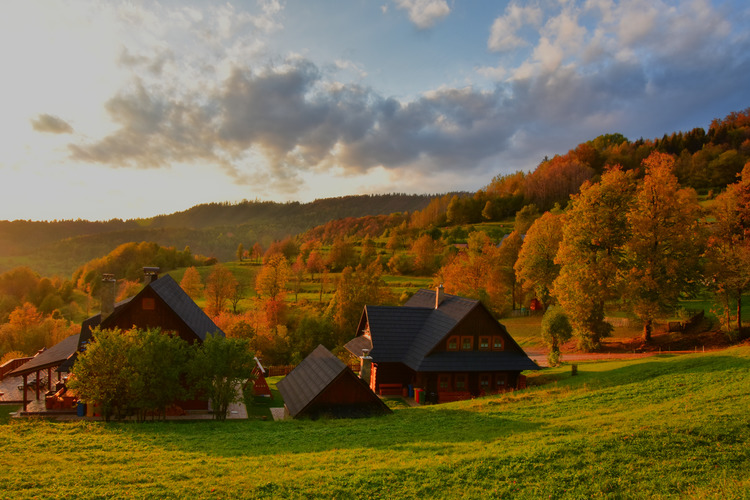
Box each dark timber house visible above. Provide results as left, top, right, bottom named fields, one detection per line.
left=277, top=345, right=391, bottom=419
left=345, top=286, right=539, bottom=404
left=11, top=268, right=225, bottom=413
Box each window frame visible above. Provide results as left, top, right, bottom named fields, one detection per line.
left=461, top=335, right=473, bottom=351
left=492, top=335, right=504, bottom=351
left=479, top=336, right=490, bottom=351
left=446, top=336, right=459, bottom=351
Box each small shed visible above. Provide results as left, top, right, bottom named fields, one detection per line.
left=277, top=345, right=391, bottom=419
left=251, top=357, right=271, bottom=397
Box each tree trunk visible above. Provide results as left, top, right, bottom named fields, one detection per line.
left=738, top=290, right=743, bottom=337
left=643, top=318, right=652, bottom=342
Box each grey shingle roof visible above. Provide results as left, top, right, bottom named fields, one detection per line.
left=343, top=335, right=372, bottom=358
left=8, top=333, right=80, bottom=377
left=348, top=288, right=539, bottom=373
left=149, top=274, right=223, bottom=341
left=277, top=345, right=349, bottom=417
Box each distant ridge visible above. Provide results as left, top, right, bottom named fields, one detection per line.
left=0, top=193, right=436, bottom=276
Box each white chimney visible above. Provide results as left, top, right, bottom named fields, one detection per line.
left=360, top=348, right=372, bottom=383
left=435, top=284, right=445, bottom=309
left=101, top=274, right=116, bottom=320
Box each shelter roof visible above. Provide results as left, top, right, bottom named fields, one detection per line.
left=8, top=333, right=80, bottom=377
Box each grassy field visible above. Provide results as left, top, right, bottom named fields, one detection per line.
left=2, top=345, right=749, bottom=498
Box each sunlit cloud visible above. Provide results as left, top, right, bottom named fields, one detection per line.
left=31, top=114, right=74, bottom=134
left=392, top=0, right=451, bottom=29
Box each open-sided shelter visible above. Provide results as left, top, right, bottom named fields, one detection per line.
left=277, top=345, right=391, bottom=419
left=11, top=268, right=224, bottom=413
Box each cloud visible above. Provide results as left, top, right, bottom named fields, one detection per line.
left=66, top=0, right=750, bottom=198
left=393, top=0, right=451, bottom=29
left=31, top=114, right=73, bottom=134
left=488, top=4, right=543, bottom=52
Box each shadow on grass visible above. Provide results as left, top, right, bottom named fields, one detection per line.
left=89, top=404, right=544, bottom=458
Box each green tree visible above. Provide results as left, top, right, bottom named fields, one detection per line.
left=540, top=307, right=573, bottom=366
left=624, top=152, right=703, bottom=342
left=190, top=334, right=255, bottom=420
left=514, top=204, right=541, bottom=234
left=515, top=211, right=563, bottom=310
left=237, top=243, right=245, bottom=262
left=553, top=167, right=636, bottom=350
left=129, top=328, right=190, bottom=421
left=69, top=328, right=137, bottom=421
left=497, top=231, right=524, bottom=310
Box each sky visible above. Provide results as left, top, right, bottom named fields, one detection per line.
left=1, top=0, right=749, bottom=221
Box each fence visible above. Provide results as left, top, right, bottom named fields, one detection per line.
left=0, top=357, right=32, bottom=380
left=267, top=362, right=361, bottom=377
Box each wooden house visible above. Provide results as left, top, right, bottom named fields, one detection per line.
left=345, top=286, right=538, bottom=404
left=12, top=269, right=224, bottom=413
left=277, top=345, right=391, bottom=419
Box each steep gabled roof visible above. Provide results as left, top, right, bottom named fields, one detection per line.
left=148, top=274, right=222, bottom=341
left=347, top=288, right=539, bottom=372
left=8, top=333, right=80, bottom=377
left=277, top=345, right=348, bottom=417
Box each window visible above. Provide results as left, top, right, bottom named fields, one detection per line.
left=447, top=336, right=459, bottom=351
left=461, top=336, right=473, bottom=351
left=492, top=336, right=504, bottom=351
left=494, top=374, right=507, bottom=391
left=438, top=374, right=451, bottom=392
left=479, top=374, right=491, bottom=392
left=479, top=336, right=490, bottom=351
left=142, top=298, right=155, bottom=310
left=454, top=374, right=467, bottom=391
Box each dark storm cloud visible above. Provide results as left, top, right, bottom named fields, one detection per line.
left=31, top=114, right=73, bottom=134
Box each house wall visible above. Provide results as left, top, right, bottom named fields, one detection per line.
left=303, top=371, right=390, bottom=418
left=103, top=288, right=199, bottom=344
left=372, top=362, right=414, bottom=391
left=437, top=306, right=519, bottom=354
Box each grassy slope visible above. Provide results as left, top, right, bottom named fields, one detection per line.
left=1, top=346, right=749, bottom=499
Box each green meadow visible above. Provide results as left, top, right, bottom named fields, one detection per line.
left=2, top=346, right=749, bottom=499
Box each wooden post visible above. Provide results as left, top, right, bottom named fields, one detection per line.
left=47, top=367, right=52, bottom=391
left=22, top=373, right=28, bottom=412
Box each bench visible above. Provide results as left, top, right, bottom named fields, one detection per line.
left=378, top=383, right=403, bottom=396
left=438, top=391, right=472, bottom=403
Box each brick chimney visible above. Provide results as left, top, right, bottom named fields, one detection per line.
left=435, top=284, right=445, bottom=309
left=143, top=267, right=160, bottom=284
left=101, top=274, right=116, bottom=320
left=360, top=348, right=372, bottom=384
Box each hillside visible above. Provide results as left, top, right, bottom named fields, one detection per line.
left=2, top=346, right=748, bottom=498
left=0, top=194, right=435, bottom=277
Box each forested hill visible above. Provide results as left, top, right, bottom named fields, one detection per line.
left=0, top=194, right=435, bottom=276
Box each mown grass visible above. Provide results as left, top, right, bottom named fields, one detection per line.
left=2, top=346, right=749, bottom=498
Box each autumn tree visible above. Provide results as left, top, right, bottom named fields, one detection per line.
left=251, top=243, right=264, bottom=264
left=327, top=237, right=357, bottom=271
left=514, top=204, right=541, bottom=234
left=437, top=232, right=508, bottom=315
left=255, top=253, right=290, bottom=328
left=623, top=152, right=703, bottom=342
left=291, top=254, right=306, bottom=302
left=205, top=264, right=238, bottom=316
left=514, top=211, right=564, bottom=310
left=497, top=231, right=524, bottom=310
left=704, top=162, right=750, bottom=336
left=306, top=250, right=325, bottom=280
left=180, top=266, right=204, bottom=300
left=329, top=261, right=393, bottom=343
left=553, top=167, right=636, bottom=350
left=411, top=234, right=443, bottom=275
left=237, top=243, right=245, bottom=262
